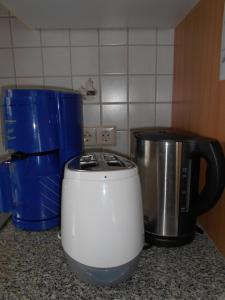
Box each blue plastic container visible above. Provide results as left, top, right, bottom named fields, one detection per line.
left=0, top=88, right=83, bottom=230
left=3, top=89, right=58, bottom=153
left=0, top=160, right=13, bottom=212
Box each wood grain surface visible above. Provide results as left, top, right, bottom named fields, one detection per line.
left=172, top=0, right=225, bottom=255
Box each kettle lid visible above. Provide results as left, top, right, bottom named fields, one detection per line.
left=133, top=128, right=198, bottom=141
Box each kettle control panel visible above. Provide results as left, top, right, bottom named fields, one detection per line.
left=180, top=162, right=191, bottom=212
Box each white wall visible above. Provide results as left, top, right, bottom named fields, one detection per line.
left=0, top=4, right=174, bottom=156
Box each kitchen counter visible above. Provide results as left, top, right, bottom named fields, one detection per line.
left=0, top=222, right=225, bottom=300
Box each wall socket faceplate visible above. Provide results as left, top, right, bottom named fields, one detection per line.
left=83, top=127, right=97, bottom=146
left=83, top=126, right=116, bottom=146
left=97, top=126, right=116, bottom=146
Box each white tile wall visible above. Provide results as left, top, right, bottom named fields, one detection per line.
left=16, top=77, right=44, bottom=86
left=0, top=49, right=14, bottom=77
left=0, top=4, right=9, bottom=16
left=100, top=30, right=127, bottom=45
left=0, top=19, right=11, bottom=47
left=0, top=7, right=174, bottom=156
left=156, top=75, right=173, bottom=102
left=129, top=46, right=156, bottom=74
left=129, top=75, right=155, bottom=102
left=11, top=18, right=41, bottom=47
left=129, top=104, right=155, bottom=128
left=71, top=47, right=98, bottom=75
left=83, top=104, right=101, bottom=126
left=156, top=103, right=172, bottom=126
left=0, top=78, right=15, bottom=91
left=100, top=46, right=127, bottom=74
left=157, top=29, right=174, bottom=45
left=105, top=131, right=128, bottom=154
left=45, top=77, right=72, bottom=89
left=43, top=47, right=71, bottom=76
left=70, top=30, right=98, bottom=46
left=14, top=48, right=43, bottom=77
left=41, top=30, right=69, bottom=46
left=157, top=46, right=174, bottom=74
left=129, top=29, right=156, bottom=45
left=72, top=76, right=100, bottom=102
left=101, top=76, right=127, bottom=103
left=102, top=104, right=128, bottom=130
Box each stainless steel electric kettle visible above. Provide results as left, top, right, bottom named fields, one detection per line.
left=133, top=128, right=225, bottom=246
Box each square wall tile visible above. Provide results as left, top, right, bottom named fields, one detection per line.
left=129, top=29, right=156, bottom=45
left=0, top=49, right=14, bottom=77
left=157, top=46, right=174, bottom=74
left=100, top=46, right=127, bottom=74
left=105, top=131, right=129, bottom=155
left=100, top=30, right=127, bottom=45
left=101, top=76, right=127, bottom=103
left=44, top=77, right=72, bottom=89
left=41, top=30, right=69, bottom=46
left=0, top=78, right=15, bottom=91
left=221, top=25, right=225, bottom=50
left=72, top=76, right=99, bottom=102
left=129, top=75, right=155, bottom=102
left=0, top=19, right=11, bottom=47
left=102, top=104, right=128, bottom=130
left=43, top=48, right=71, bottom=76
left=220, top=50, right=225, bottom=80
left=70, top=30, right=98, bottom=46
left=16, top=77, right=44, bottom=86
left=11, top=18, right=41, bottom=47
left=156, top=75, right=173, bottom=102
left=71, top=47, right=98, bottom=75
left=83, top=104, right=100, bottom=126
left=0, top=143, right=6, bottom=156
left=0, top=4, right=9, bottom=16
left=14, top=48, right=43, bottom=77
left=157, top=29, right=174, bottom=45
left=156, top=103, right=172, bottom=126
left=129, top=103, right=155, bottom=128
left=129, top=46, right=156, bottom=74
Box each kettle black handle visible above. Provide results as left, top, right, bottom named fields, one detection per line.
left=193, top=139, right=225, bottom=216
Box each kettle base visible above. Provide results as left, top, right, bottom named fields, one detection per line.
left=145, top=232, right=195, bottom=247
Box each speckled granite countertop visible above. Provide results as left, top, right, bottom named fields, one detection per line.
left=0, top=222, right=225, bottom=300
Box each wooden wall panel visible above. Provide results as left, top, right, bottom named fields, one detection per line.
left=172, top=0, right=225, bottom=255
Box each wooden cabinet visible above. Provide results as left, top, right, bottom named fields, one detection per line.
left=172, top=0, right=225, bottom=255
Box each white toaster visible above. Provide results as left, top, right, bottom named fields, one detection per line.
left=61, top=152, right=144, bottom=286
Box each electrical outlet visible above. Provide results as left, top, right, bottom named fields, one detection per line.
left=97, top=126, right=116, bottom=145
left=83, top=127, right=97, bottom=146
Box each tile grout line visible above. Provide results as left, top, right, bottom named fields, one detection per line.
left=97, top=28, right=103, bottom=126
left=39, top=29, right=46, bottom=86
left=0, top=74, right=174, bottom=79
left=8, top=17, right=17, bottom=86
left=154, top=28, right=158, bottom=127
left=68, top=29, right=73, bottom=89
left=81, top=101, right=172, bottom=105
left=0, top=43, right=175, bottom=49
left=126, top=28, right=130, bottom=156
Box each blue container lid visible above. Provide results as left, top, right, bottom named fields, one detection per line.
left=2, top=88, right=81, bottom=106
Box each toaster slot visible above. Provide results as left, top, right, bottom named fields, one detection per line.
left=80, top=162, right=97, bottom=169
left=80, top=154, right=98, bottom=169
left=107, top=161, right=124, bottom=167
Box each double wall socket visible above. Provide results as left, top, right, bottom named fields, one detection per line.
left=83, top=127, right=97, bottom=146
left=84, top=126, right=116, bottom=146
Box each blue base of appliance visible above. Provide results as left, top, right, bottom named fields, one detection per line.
left=12, top=216, right=59, bottom=231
